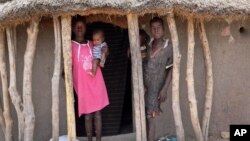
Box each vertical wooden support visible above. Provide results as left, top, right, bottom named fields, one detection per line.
left=6, top=26, right=24, bottom=141
left=0, top=28, right=13, bottom=141
left=186, top=17, right=204, bottom=141
left=0, top=28, right=7, bottom=136
left=166, top=12, right=185, bottom=141
left=127, top=14, right=147, bottom=141
left=0, top=106, right=5, bottom=134
left=23, top=19, right=40, bottom=141
left=51, top=16, right=61, bottom=141
left=61, top=16, right=76, bottom=141
left=198, top=19, right=214, bottom=141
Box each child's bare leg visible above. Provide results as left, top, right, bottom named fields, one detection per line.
left=147, top=114, right=156, bottom=141
left=100, top=53, right=106, bottom=68
left=94, top=111, right=102, bottom=141
left=91, top=59, right=100, bottom=76
left=85, top=113, right=93, bottom=141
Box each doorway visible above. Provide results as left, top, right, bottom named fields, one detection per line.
left=74, top=22, right=133, bottom=136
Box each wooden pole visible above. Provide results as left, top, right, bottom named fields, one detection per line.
left=0, top=28, right=13, bottom=141
left=0, top=29, right=7, bottom=134
left=166, top=12, right=185, bottom=141
left=61, top=15, right=76, bottom=141
left=186, top=17, right=204, bottom=141
left=6, top=26, right=24, bottom=141
left=0, top=28, right=6, bottom=136
left=13, top=27, right=17, bottom=57
left=198, top=19, right=214, bottom=141
left=23, top=19, right=40, bottom=141
left=51, top=16, right=62, bottom=141
left=0, top=106, right=5, bottom=135
left=127, top=13, right=147, bottom=141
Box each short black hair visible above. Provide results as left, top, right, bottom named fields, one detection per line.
left=150, top=17, right=164, bottom=27
left=72, top=15, right=86, bottom=27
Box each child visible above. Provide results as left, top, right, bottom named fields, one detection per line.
left=90, top=29, right=108, bottom=76
left=144, top=17, right=173, bottom=141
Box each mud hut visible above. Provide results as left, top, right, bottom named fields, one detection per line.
left=0, top=0, right=250, bottom=141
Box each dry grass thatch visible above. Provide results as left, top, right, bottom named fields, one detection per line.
left=0, top=0, right=250, bottom=26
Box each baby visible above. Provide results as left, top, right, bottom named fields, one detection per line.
left=90, top=29, right=108, bottom=76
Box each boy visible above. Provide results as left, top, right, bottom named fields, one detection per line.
left=144, top=17, right=173, bottom=141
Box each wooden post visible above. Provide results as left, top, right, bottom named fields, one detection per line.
left=0, top=105, right=5, bottom=134
left=0, top=28, right=6, bottom=135
left=0, top=28, right=13, bottom=141
left=51, top=16, right=62, bottom=141
left=0, top=29, right=7, bottom=135
left=6, top=26, right=24, bottom=141
left=127, top=13, right=147, bottom=141
left=186, top=17, right=204, bottom=141
left=61, top=15, right=76, bottom=141
left=166, top=12, right=185, bottom=141
left=198, top=19, right=214, bottom=141
left=23, top=19, right=40, bottom=141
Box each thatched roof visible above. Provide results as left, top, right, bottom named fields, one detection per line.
left=0, top=0, right=249, bottom=26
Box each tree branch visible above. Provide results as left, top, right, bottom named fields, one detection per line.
left=166, top=12, right=185, bottom=141
left=0, top=27, right=13, bottom=141
left=61, top=15, right=76, bottom=141
left=186, top=17, right=204, bottom=141
left=51, top=16, right=62, bottom=141
left=6, top=26, right=24, bottom=141
left=198, top=19, right=214, bottom=141
left=23, top=19, right=40, bottom=141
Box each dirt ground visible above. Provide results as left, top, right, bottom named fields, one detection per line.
left=78, top=133, right=135, bottom=141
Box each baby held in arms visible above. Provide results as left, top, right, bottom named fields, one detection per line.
left=89, top=29, right=108, bottom=77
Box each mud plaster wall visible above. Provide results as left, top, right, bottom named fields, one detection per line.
left=1, top=16, right=250, bottom=141
left=0, top=18, right=67, bottom=141
left=146, top=17, right=250, bottom=141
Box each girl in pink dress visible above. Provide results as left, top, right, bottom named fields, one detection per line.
left=72, top=16, right=109, bottom=141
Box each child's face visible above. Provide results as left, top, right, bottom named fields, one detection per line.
left=73, top=21, right=86, bottom=38
left=93, top=33, right=104, bottom=45
left=150, top=22, right=164, bottom=39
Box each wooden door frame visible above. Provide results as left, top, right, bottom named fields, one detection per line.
left=62, top=14, right=147, bottom=141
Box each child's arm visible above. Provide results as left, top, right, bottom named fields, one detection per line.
left=100, top=46, right=109, bottom=68
left=101, top=43, right=109, bottom=60
left=158, top=68, right=172, bottom=102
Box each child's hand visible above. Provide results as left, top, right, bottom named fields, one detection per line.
left=158, top=89, right=167, bottom=103
left=100, top=61, right=105, bottom=68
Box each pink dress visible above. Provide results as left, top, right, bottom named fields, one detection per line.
left=72, top=40, right=109, bottom=116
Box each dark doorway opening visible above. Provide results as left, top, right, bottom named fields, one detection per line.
left=74, top=22, right=133, bottom=136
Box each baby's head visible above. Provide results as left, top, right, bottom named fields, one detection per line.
left=93, top=30, right=105, bottom=46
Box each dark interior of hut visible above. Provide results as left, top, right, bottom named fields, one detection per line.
left=73, top=21, right=133, bottom=136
